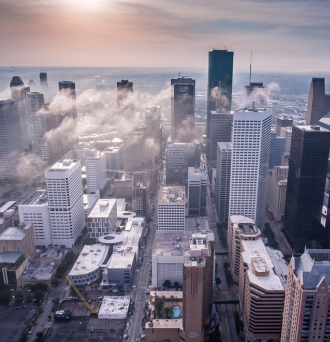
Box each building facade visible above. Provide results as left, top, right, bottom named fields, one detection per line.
left=269, top=131, right=286, bottom=169
left=45, top=159, right=85, bottom=248
left=187, top=167, right=207, bottom=216
left=280, top=126, right=292, bottom=153
left=276, top=116, right=293, bottom=137
left=59, top=81, right=77, bottom=120
left=215, top=142, right=232, bottom=222
left=117, top=80, right=133, bottom=118
left=132, top=181, right=150, bottom=218
left=85, top=150, right=108, bottom=194
left=229, top=108, right=272, bottom=229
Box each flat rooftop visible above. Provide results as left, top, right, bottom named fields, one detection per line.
left=150, top=291, right=183, bottom=301
left=19, top=262, right=56, bottom=281
left=70, top=244, right=109, bottom=276
left=236, top=107, right=270, bottom=113
left=158, top=186, right=185, bottom=204
left=32, top=247, right=65, bottom=262
left=115, top=198, right=126, bottom=212
left=0, top=201, right=16, bottom=214
left=98, top=296, right=130, bottom=318
left=240, top=238, right=284, bottom=291
left=83, top=194, right=99, bottom=210
left=146, top=318, right=183, bottom=329
left=0, top=251, right=23, bottom=264
left=0, top=227, right=27, bottom=241
left=238, top=223, right=259, bottom=234
left=48, top=159, right=79, bottom=171
left=296, top=125, right=330, bottom=133
left=153, top=231, right=192, bottom=257
left=21, top=190, right=48, bottom=206
left=88, top=199, right=117, bottom=218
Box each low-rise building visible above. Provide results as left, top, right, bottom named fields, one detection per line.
left=113, top=173, right=133, bottom=199
left=0, top=251, right=29, bottom=286
left=158, top=186, right=185, bottom=231
left=68, top=244, right=110, bottom=285
left=105, top=146, right=123, bottom=171
left=83, top=193, right=99, bottom=219
left=87, top=199, right=117, bottom=240
left=98, top=296, right=130, bottom=319
left=152, top=231, right=192, bottom=288
left=0, top=201, right=17, bottom=234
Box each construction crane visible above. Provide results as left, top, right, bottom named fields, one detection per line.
left=66, top=276, right=99, bottom=314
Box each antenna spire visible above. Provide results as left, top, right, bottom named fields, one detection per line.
left=249, top=52, right=252, bottom=85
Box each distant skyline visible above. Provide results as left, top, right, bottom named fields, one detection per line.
left=0, top=0, right=329, bottom=72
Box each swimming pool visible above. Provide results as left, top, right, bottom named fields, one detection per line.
left=173, top=306, right=180, bottom=317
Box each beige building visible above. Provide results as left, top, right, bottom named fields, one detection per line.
left=281, top=249, right=330, bottom=342
left=228, top=215, right=259, bottom=284
left=0, top=223, right=36, bottom=257
left=266, top=166, right=289, bottom=221
left=145, top=230, right=215, bottom=342
left=113, top=173, right=133, bottom=199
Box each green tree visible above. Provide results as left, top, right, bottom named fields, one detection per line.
left=56, top=262, right=68, bottom=278
left=170, top=295, right=174, bottom=304
left=239, top=332, right=245, bottom=341
left=215, top=277, right=221, bottom=286
left=174, top=281, right=179, bottom=290
left=15, top=292, right=24, bottom=301
left=30, top=282, right=48, bottom=292
left=163, top=280, right=171, bottom=288
left=52, top=297, right=60, bottom=305
left=164, top=307, right=172, bottom=318
left=33, top=290, right=44, bottom=301
left=26, top=294, right=32, bottom=303
left=51, top=277, right=60, bottom=287
left=0, top=289, right=11, bottom=304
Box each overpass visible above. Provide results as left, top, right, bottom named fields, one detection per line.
left=212, top=290, right=239, bottom=305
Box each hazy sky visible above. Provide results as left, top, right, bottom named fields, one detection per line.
left=0, top=0, right=329, bottom=72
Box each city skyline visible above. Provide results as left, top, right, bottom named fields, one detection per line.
left=0, top=0, right=329, bottom=72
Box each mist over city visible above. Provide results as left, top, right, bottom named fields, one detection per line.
left=0, top=1, right=330, bottom=342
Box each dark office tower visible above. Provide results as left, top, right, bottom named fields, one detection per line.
left=28, top=79, right=36, bottom=90
left=306, top=78, right=330, bottom=125
left=10, top=76, right=30, bottom=149
left=275, top=115, right=293, bottom=137
left=117, top=79, right=133, bottom=118
left=283, top=125, right=330, bottom=249
left=171, top=77, right=195, bottom=143
left=39, top=73, right=48, bottom=88
left=0, top=100, right=23, bottom=179
left=206, top=49, right=234, bottom=160
left=244, top=82, right=268, bottom=108
left=58, top=81, right=77, bottom=120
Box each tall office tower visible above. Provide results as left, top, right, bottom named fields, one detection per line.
left=85, top=150, right=108, bottom=195
left=284, top=125, right=330, bottom=248
left=10, top=76, right=30, bottom=149
left=158, top=186, right=185, bottom=231
left=281, top=249, right=330, bottom=342
left=306, top=78, right=330, bottom=125
left=269, top=130, right=286, bottom=169
left=0, top=100, right=23, bottom=179
left=145, top=105, right=162, bottom=163
left=281, top=152, right=290, bottom=166
left=45, top=159, right=84, bottom=248
left=280, top=126, right=292, bottom=153
left=215, top=142, right=232, bottom=222
left=19, top=190, right=52, bottom=248
left=133, top=181, right=150, bottom=218
left=206, top=49, right=234, bottom=160
left=105, top=145, right=123, bottom=171
left=171, top=77, right=195, bottom=143
left=244, top=82, right=268, bottom=107
left=58, top=81, right=77, bottom=120
left=229, top=108, right=272, bottom=229
left=26, top=92, right=46, bottom=159
left=166, top=142, right=200, bottom=185
left=117, top=79, right=133, bottom=118
left=39, top=72, right=48, bottom=88
left=235, top=218, right=285, bottom=341
left=267, top=166, right=288, bottom=221
left=276, top=115, right=293, bottom=136
left=28, top=79, right=36, bottom=90
left=187, top=167, right=207, bottom=216
left=208, top=111, right=233, bottom=168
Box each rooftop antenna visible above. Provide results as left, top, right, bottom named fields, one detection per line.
left=249, top=52, right=252, bottom=85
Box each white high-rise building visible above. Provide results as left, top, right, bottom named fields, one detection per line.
left=26, top=92, right=46, bottom=159
left=45, top=159, right=84, bottom=248
left=19, top=189, right=52, bottom=248
left=158, top=186, right=185, bottom=231
left=85, top=150, right=108, bottom=194
left=229, top=108, right=272, bottom=229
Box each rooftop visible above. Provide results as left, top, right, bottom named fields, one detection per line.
left=146, top=318, right=183, bottom=329
left=296, top=125, right=330, bottom=133
left=69, top=244, right=109, bottom=277
left=21, top=190, right=48, bottom=206
left=153, top=231, right=192, bottom=257
left=0, top=227, right=27, bottom=241
left=98, top=296, right=130, bottom=318
left=158, top=186, right=185, bottom=204
left=240, top=238, right=284, bottom=291
left=0, top=251, right=23, bottom=264
left=236, top=107, right=271, bottom=113
left=31, top=247, right=65, bottom=262
left=19, top=262, right=56, bottom=281
left=88, top=199, right=117, bottom=218
left=0, top=201, right=16, bottom=214
left=237, top=223, right=259, bottom=235
left=48, top=159, right=79, bottom=171
left=218, top=142, right=232, bottom=151
left=83, top=194, right=99, bottom=210
left=149, top=291, right=183, bottom=301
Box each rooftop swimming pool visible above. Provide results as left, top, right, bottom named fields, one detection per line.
left=173, top=306, right=180, bottom=318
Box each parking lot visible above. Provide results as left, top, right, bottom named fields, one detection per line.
left=0, top=303, right=35, bottom=342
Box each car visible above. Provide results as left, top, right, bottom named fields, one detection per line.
left=98, top=296, right=103, bottom=300
left=10, top=289, right=14, bottom=292
left=22, top=306, right=27, bottom=308
left=34, top=321, right=37, bottom=326
left=16, top=307, right=21, bottom=310
left=27, top=289, right=31, bottom=292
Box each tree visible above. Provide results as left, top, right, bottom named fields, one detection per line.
left=15, top=292, right=24, bottom=301
left=215, top=277, right=221, bottom=286
left=30, top=282, right=48, bottom=292
left=33, top=290, right=44, bottom=301
left=0, top=289, right=11, bottom=304
left=163, top=280, right=171, bottom=288
left=51, top=277, right=60, bottom=287
left=56, top=262, right=68, bottom=278
left=170, top=295, right=174, bottom=304
left=174, top=281, right=179, bottom=290
left=48, top=315, right=52, bottom=321
left=224, top=262, right=229, bottom=270
left=52, top=297, right=60, bottom=305
left=26, top=294, right=32, bottom=303
left=164, top=307, right=172, bottom=318
left=239, top=332, right=245, bottom=341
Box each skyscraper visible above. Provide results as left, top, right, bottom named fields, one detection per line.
left=117, top=79, right=133, bottom=118
left=215, top=142, right=232, bottom=222
left=283, top=125, right=330, bottom=248
left=0, top=99, right=23, bottom=179
left=305, top=78, right=330, bottom=125
left=229, top=108, right=272, bottom=229
left=85, top=150, right=108, bottom=195
left=45, top=159, right=85, bottom=248
left=26, top=92, right=46, bottom=159
left=10, top=76, right=30, bottom=149
left=187, top=167, right=207, bottom=216
left=206, top=49, right=234, bottom=160
left=58, top=81, right=77, bottom=120
left=269, top=130, right=286, bottom=169
left=275, top=115, right=293, bottom=136
left=171, top=77, right=195, bottom=143
left=39, top=72, right=48, bottom=89
left=244, top=82, right=268, bottom=107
